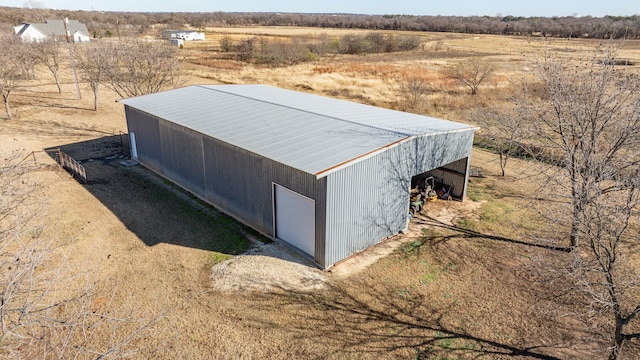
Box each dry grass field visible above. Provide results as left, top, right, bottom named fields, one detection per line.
left=2, top=28, right=640, bottom=359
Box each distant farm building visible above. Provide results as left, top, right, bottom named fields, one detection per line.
left=13, top=19, right=90, bottom=43
left=119, top=85, right=476, bottom=268
left=161, top=30, right=205, bottom=41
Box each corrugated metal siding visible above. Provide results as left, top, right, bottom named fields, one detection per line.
left=128, top=118, right=328, bottom=266
left=202, top=140, right=329, bottom=265
left=202, top=137, right=266, bottom=231
left=324, top=129, right=475, bottom=267
left=125, top=107, right=162, bottom=172
left=159, top=121, right=206, bottom=195
left=409, top=131, right=474, bottom=174
left=200, top=135, right=323, bottom=238
left=440, top=157, right=469, bottom=174
left=325, top=145, right=408, bottom=266
left=264, top=160, right=327, bottom=266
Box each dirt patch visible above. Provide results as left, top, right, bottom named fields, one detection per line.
left=211, top=242, right=326, bottom=292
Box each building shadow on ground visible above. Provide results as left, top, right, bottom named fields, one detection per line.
left=46, top=135, right=258, bottom=256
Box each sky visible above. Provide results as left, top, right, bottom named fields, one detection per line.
left=2, top=0, right=638, bottom=17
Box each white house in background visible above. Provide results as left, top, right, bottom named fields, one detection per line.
left=14, top=19, right=90, bottom=43
left=161, top=30, right=205, bottom=41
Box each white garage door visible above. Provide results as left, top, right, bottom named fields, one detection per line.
left=274, top=184, right=315, bottom=257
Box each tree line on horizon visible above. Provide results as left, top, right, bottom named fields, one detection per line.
left=0, top=6, right=638, bottom=39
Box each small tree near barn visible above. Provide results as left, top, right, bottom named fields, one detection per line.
left=475, top=107, right=527, bottom=177
left=399, top=77, right=432, bottom=112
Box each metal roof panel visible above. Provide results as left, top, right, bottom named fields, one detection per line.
left=119, top=85, right=475, bottom=176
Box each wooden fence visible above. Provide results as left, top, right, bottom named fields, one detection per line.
left=45, top=148, right=87, bottom=184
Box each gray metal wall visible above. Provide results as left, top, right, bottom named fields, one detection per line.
left=126, top=107, right=206, bottom=195
left=125, top=107, right=162, bottom=171
left=323, top=129, right=475, bottom=267
left=124, top=106, right=328, bottom=266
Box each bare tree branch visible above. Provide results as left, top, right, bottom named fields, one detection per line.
left=0, top=152, right=167, bottom=358
left=101, top=39, right=183, bottom=98
left=32, top=38, right=63, bottom=93
left=444, top=58, right=494, bottom=95
left=519, top=43, right=640, bottom=248
left=520, top=42, right=640, bottom=360
left=0, top=36, right=29, bottom=119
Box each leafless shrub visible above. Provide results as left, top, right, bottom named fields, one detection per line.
left=235, top=37, right=257, bottom=62
left=219, top=34, right=234, bottom=52
left=432, top=40, right=445, bottom=52
left=443, top=58, right=494, bottom=95
left=337, top=33, right=421, bottom=55
left=397, top=35, right=421, bottom=51
left=256, top=38, right=311, bottom=66
left=398, top=77, right=432, bottom=112
left=307, top=33, right=331, bottom=57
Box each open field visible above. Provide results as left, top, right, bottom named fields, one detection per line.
left=2, top=28, right=640, bottom=358
left=181, top=28, right=640, bottom=119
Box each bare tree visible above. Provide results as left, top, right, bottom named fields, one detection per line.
left=0, top=152, right=165, bottom=358
left=577, top=182, right=640, bottom=360
left=520, top=44, right=640, bottom=359
left=541, top=178, right=640, bottom=360
left=74, top=41, right=110, bottom=110
left=33, top=38, right=63, bottom=93
left=475, top=107, right=527, bottom=176
left=102, top=39, right=182, bottom=98
left=0, top=36, right=27, bottom=119
left=13, top=41, right=38, bottom=80
left=519, top=44, right=640, bottom=248
left=235, top=37, right=257, bottom=62
left=399, top=77, right=432, bottom=112
left=444, top=58, right=494, bottom=95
